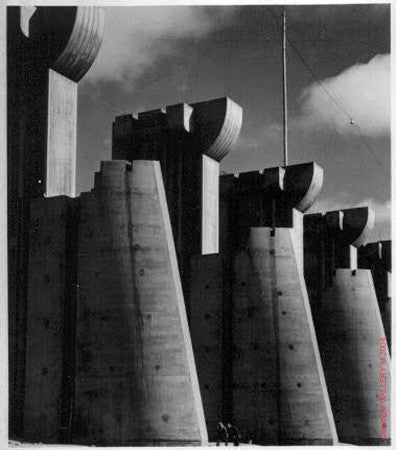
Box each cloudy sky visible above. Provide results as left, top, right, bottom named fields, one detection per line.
left=77, top=3, right=390, bottom=240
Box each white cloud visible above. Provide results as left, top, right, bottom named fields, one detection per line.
left=85, top=6, right=236, bottom=87
left=298, top=54, right=390, bottom=137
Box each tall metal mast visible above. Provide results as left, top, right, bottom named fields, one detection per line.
left=282, top=9, right=288, bottom=166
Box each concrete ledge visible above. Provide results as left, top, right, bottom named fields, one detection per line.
left=220, top=162, right=323, bottom=213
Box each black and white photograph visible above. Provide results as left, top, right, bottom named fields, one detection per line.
left=2, top=0, right=392, bottom=448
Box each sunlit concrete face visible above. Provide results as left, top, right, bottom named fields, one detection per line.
left=112, top=97, right=242, bottom=257
left=304, top=207, right=392, bottom=445
left=206, top=161, right=338, bottom=445
left=74, top=160, right=207, bottom=446
left=231, top=227, right=337, bottom=445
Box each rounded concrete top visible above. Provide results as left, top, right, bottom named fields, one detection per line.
left=284, top=162, right=324, bottom=212
left=29, top=6, right=104, bottom=82
left=326, top=207, right=375, bottom=248
left=190, top=97, right=243, bottom=162
left=342, top=207, right=375, bottom=248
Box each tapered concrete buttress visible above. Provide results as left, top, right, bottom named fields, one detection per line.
left=358, top=241, right=392, bottom=348
left=74, top=160, right=208, bottom=445
left=232, top=226, right=337, bottom=445
left=304, top=207, right=391, bottom=445
left=112, top=98, right=242, bottom=293
left=320, top=269, right=391, bottom=445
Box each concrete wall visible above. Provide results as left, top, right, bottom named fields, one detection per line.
left=7, top=8, right=103, bottom=436
left=319, top=269, right=391, bottom=445
left=73, top=160, right=207, bottom=446
left=189, top=254, right=223, bottom=439
left=232, top=227, right=337, bottom=445
left=358, top=241, right=392, bottom=348
left=24, top=196, right=77, bottom=442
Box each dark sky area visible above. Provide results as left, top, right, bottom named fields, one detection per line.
left=77, top=3, right=390, bottom=239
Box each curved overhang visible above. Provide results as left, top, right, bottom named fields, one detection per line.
left=190, top=97, right=243, bottom=162
left=284, top=162, right=323, bottom=212
left=341, top=207, right=375, bottom=248
left=29, top=6, right=104, bottom=82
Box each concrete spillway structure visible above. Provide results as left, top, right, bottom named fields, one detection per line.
left=7, top=6, right=104, bottom=436
left=74, top=160, right=207, bottom=446
left=23, top=160, right=208, bottom=445
left=358, top=240, right=392, bottom=348
left=112, top=98, right=242, bottom=439
left=220, top=163, right=337, bottom=445
left=112, top=98, right=242, bottom=297
left=304, top=208, right=391, bottom=445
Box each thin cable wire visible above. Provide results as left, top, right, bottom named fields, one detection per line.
left=270, top=9, right=388, bottom=175
left=287, top=37, right=388, bottom=174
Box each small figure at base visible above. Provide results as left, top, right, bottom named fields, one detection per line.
left=227, top=423, right=241, bottom=446
left=216, top=421, right=229, bottom=446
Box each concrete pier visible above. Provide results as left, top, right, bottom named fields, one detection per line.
left=359, top=240, right=392, bottom=347
left=73, top=160, right=208, bottom=446
left=7, top=7, right=104, bottom=436
left=221, top=163, right=337, bottom=445
left=112, top=99, right=242, bottom=438
left=232, top=226, right=336, bottom=445
left=304, top=207, right=391, bottom=445
left=112, top=98, right=242, bottom=287
left=320, top=269, right=391, bottom=445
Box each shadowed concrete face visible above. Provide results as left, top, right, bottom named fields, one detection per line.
left=326, top=207, right=375, bottom=248
left=113, top=97, right=242, bottom=258
left=304, top=207, right=375, bottom=316
left=221, top=162, right=323, bottom=212
left=189, top=254, right=223, bottom=440
left=232, top=227, right=337, bottom=445
left=29, top=7, right=104, bottom=82
left=24, top=196, right=78, bottom=442
left=319, top=270, right=391, bottom=445
left=74, top=160, right=207, bottom=446
left=220, top=163, right=323, bottom=251
left=304, top=207, right=391, bottom=445
left=381, top=240, right=392, bottom=272
left=8, top=6, right=104, bottom=200
left=8, top=9, right=104, bottom=435
left=359, top=241, right=392, bottom=348
left=215, top=161, right=325, bottom=436
left=112, top=99, right=243, bottom=337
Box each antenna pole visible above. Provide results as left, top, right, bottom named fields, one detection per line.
left=282, top=9, right=288, bottom=166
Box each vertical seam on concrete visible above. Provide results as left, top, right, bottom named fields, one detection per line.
left=60, top=199, right=78, bottom=442
left=290, top=230, right=339, bottom=443
left=222, top=196, right=235, bottom=423
left=17, top=193, right=31, bottom=436
left=127, top=165, right=146, bottom=441
left=153, top=160, right=208, bottom=443
left=268, top=231, right=281, bottom=443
